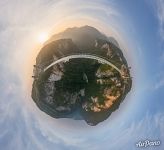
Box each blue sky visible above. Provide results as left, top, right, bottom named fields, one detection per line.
left=0, top=0, right=164, bottom=150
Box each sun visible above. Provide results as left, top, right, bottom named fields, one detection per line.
left=37, top=32, right=49, bottom=44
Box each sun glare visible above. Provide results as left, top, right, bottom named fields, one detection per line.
left=37, top=32, right=49, bottom=44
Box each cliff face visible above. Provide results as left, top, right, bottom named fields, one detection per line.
left=32, top=26, right=132, bottom=125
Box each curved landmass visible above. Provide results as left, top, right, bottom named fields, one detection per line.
left=32, top=25, right=132, bottom=126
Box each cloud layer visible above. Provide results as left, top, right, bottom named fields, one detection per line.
left=0, top=0, right=163, bottom=150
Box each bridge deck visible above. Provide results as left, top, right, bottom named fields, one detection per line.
left=43, top=54, right=122, bottom=74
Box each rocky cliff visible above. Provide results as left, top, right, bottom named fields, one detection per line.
left=32, top=26, right=132, bottom=125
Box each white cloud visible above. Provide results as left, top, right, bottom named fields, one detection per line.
left=35, top=112, right=164, bottom=150
left=1, top=0, right=163, bottom=150
left=156, top=0, right=164, bottom=64
left=154, top=77, right=164, bottom=89
left=156, top=0, right=164, bottom=41
left=152, top=71, right=164, bottom=90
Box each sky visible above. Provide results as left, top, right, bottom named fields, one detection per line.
left=0, top=0, right=164, bottom=150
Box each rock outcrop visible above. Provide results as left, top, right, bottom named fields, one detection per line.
left=32, top=26, right=132, bottom=125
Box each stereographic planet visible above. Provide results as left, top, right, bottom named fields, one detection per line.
left=0, top=0, right=164, bottom=150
